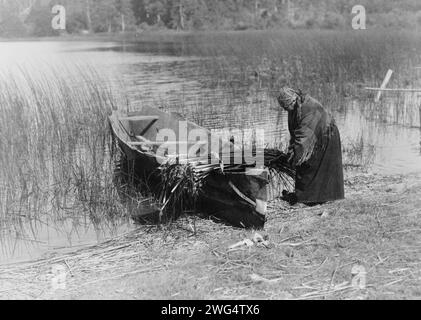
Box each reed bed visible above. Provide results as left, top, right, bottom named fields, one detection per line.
left=156, top=30, right=420, bottom=170
left=0, top=65, right=130, bottom=243
left=187, top=30, right=421, bottom=98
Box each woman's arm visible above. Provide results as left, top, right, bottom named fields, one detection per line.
left=290, top=103, right=324, bottom=167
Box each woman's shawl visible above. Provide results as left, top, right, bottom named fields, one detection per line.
left=288, top=95, right=333, bottom=167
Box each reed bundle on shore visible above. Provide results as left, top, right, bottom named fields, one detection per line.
left=264, top=148, right=295, bottom=191
left=156, top=149, right=295, bottom=222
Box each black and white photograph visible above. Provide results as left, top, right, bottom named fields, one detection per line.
left=0, top=0, right=420, bottom=303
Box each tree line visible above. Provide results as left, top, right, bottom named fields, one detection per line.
left=1, top=0, right=421, bottom=37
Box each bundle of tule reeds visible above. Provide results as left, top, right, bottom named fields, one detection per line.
left=264, top=148, right=295, bottom=188
left=155, top=149, right=295, bottom=222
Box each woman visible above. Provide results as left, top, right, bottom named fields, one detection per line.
left=277, top=87, right=345, bottom=205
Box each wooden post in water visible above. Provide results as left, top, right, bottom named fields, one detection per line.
left=375, top=69, right=394, bottom=102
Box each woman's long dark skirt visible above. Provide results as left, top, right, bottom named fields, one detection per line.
left=295, top=124, right=345, bottom=204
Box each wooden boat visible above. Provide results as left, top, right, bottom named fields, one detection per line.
left=108, top=106, right=269, bottom=229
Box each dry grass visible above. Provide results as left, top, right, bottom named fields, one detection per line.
left=1, top=172, right=419, bottom=300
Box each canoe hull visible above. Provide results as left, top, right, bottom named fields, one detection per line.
left=109, top=107, right=269, bottom=229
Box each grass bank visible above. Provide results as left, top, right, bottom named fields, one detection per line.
left=1, top=171, right=420, bottom=300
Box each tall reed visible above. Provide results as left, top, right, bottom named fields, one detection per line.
left=0, top=64, right=129, bottom=238
left=186, top=30, right=421, bottom=105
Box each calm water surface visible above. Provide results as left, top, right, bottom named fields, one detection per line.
left=0, top=41, right=420, bottom=264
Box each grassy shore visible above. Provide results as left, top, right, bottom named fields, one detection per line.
left=1, top=170, right=420, bottom=300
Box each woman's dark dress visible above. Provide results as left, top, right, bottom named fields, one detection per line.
left=288, top=95, right=345, bottom=204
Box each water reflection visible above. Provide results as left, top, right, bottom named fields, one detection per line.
left=0, top=216, right=132, bottom=264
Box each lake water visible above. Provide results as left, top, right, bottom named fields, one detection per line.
left=0, top=40, right=420, bottom=264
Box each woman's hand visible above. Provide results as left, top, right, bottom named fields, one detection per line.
left=287, top=152, right=295, bottom=168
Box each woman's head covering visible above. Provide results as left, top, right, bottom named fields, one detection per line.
left=277, top=87, right=302, bottom=109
